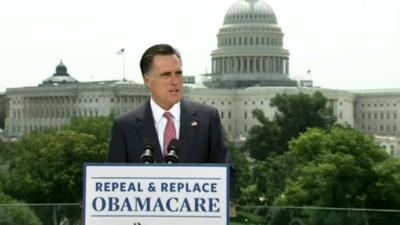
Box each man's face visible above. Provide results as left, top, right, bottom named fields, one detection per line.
left=143, top=54, right=183, bottom=110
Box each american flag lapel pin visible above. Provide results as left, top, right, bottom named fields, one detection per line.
left=191, top=121, right=198, bottom=127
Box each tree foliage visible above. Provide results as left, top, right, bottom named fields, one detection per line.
left=2, top=116, right=112, bottom=203
left=228, top=141, right=252, bottom=204
left=266, top=126, right=400, bottom=224
left=62, top=115, right=113, bottom=143
left=275, top=126, right=397, bottom=208
left=270, top=91, right=336, bottom=150
left=244, top=109, right=282, bottom=160
left=0, top=94, right=5, bottom=129
left=0, top=192, right=42, bottom=225
left=244, top=91, right=335, bottom=161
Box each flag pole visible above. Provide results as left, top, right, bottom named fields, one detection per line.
left=117, top=48, right=126, bottom=81
left=123, top=51, right=126, bottom=81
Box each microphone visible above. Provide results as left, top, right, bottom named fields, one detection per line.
left=165, top=139, right=179, bottom=164
left=141, top=138, right=154, bottom=164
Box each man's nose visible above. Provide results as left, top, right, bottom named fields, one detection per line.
left=170, top=74, right=180, bottom=84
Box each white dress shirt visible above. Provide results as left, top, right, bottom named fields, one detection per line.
left=150, top=98, right=180, bottom=154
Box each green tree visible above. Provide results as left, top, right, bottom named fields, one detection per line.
left=4, top=130, right=107, bottom=203
left=0, top=192, right=42, bottom=225
left=244, top=109, right=282, bottom=160
left=270, top=91, right=335, bottom=151
left=62, top=115, right=113, bottom=143
left=228, top=141, right=252, bottom=204
left=0, top=94, right=5, bottom=129
left=252, top=154, right=291, bottom=205
left=244, top=91, right=335, bottom=161
left=3, top=116, right=112, bottom=205
left=268, top=126, right=400, bottom=225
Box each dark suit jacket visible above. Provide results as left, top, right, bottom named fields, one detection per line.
left=107, top=99, right=228, bottom=163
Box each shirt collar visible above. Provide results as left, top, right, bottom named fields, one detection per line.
left=150, top=98, right=181, bottom=124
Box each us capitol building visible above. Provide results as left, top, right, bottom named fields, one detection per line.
left=3, top=0, right=400, bottom=156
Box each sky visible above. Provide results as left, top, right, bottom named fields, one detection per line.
left=0, top=0, right=399, bottom=92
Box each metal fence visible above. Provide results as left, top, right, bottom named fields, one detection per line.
left=1, top=203, right=400, bottom=225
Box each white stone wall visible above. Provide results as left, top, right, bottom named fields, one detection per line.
left=188, top=86, right=354, bottom=138
left=353, top=91, right=400, bottom=137
left=375, top=136, right=400, bottom=158
left=5, top=82, right=400, bottom=144
left=4, top=81, right=150, bottom=137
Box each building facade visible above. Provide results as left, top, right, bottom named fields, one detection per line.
left=4, top=0, right=400, bottom=157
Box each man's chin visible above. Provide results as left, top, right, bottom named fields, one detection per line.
left=170, top=96, right=182, bottom=104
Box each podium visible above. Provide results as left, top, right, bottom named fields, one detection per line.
left=83, top=164, right=230, bottom=225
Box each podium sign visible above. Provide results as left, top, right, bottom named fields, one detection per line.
left=83, top=164, right=229, bottom=225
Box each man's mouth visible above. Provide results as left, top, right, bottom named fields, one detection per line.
left=169, top=89, right=180, bottom=94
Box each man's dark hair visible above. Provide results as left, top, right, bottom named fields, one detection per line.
left=139, top=44, right=181, bottom=77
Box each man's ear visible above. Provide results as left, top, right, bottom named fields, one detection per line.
left=143, top=75, right=150, bottom=88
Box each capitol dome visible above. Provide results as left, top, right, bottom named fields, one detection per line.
left=223, top=0, right=277, bottom=25
left=204, top=0, right=296, bottom=89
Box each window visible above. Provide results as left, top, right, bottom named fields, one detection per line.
left=221, top=111, right=224, bottom=119
left=244, top=111, right=247, bottom=119
left=228, top=112, right=231, bottom=119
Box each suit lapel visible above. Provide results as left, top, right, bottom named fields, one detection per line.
left=179, top=100, right=199, bottom=162
left=135, top=101, right=164, bottom=163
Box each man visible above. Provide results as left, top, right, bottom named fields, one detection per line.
left=107, top=44, right=228, bottom=163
